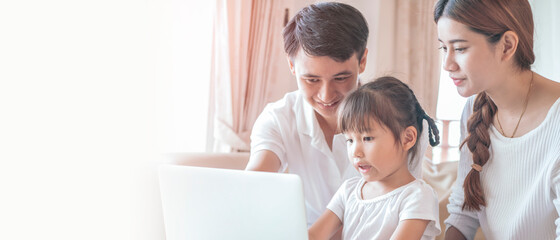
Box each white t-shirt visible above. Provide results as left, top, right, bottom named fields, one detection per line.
left=250, top=90, right=427, bottom=225
left=328, top=177, right=441, bottom=240
left=445, top=96, right=560, bottom=240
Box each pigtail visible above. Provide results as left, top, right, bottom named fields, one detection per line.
left=360, top=76, right=441, bottom=162
left=460, top=92, right=497, bottom=211
left=409, top=96, right=440, bottom=169
left=413, top=98, right=440, bottom=148
left=423, top=112, right=440, bottom=147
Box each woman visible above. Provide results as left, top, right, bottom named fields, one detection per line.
left=434, top=0, right=560, bottom=239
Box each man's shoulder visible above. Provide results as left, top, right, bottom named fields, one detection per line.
left=253, top=90, right=303, bottom=132
left=261, top=90, right=302, bottom=115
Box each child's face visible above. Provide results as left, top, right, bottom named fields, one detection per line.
left=288, top=49, right=367, bottom=122
left=344, top=120, right=410, bottom=183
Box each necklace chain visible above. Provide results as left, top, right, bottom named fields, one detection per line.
left=496, top=72, right=534, bottom=138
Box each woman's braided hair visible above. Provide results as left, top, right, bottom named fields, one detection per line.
left=434, top=0, right=534, bottom=211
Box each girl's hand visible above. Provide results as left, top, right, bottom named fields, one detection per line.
left=308, top=210, right=342, bottom=240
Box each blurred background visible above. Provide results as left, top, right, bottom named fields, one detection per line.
left=1, top=0, right=557, bottom=239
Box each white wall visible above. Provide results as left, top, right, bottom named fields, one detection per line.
left=3, top=1, right=555, bottom=240
left=1, top=0, right=166, bottom=239
left=530, top=0, right=560, bottom=82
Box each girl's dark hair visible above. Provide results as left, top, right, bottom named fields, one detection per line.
left=283, top=2, right=368, bottom=62
left=434, top=0, right=534, bottom=211
left=338, top=76, right=440, bottom=161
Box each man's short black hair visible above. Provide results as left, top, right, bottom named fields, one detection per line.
left=283, top=2, right=369, bottom=62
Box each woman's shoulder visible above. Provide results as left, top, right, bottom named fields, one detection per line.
left=545, top=97, right=560, bottom=118
left=464, top=95, right=477, bottom=113
left=532, top=74, right=560, bottom=117
left=457, top=95, right=477, bottom=123
left=534, top=96, right=560, bottom=135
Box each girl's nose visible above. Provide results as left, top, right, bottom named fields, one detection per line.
left=350, top=143, right=363, bottom=158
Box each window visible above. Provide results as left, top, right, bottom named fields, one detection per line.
left=433, top=63, right=466, bottom=163
left=156, top=1, right=216, bottom=153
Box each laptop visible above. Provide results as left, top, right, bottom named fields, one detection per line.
left=158, top=165, right=309, bottom=240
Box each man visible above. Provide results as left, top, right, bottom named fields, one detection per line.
left=246, top=2, right=424, bottom=226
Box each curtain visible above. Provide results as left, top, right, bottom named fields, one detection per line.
left=367, top=0, right=440, bottom=117
left=209, top=0, right=441, bottom=152
left=210, top=0, right=294, bottom=152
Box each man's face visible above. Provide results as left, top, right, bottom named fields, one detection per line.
left=288, top=49, right=367, bottom=122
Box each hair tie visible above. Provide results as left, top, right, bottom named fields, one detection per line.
left=471, top=164, right=482, bottom=172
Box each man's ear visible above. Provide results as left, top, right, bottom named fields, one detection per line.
left=499, top=31, right=519, bottom=63
left=287, top=56, right=296, bottom=75
left=401, top=126, right=417, bottom=151
left=359, top=48, right=368, bottom=74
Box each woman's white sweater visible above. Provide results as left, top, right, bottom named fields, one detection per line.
left=445, top=96, right=560, bottom=240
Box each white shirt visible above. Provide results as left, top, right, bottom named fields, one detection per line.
left=328, top=177, right=441, bottom=240
left=445, top=96, right=560, bottom=240
left=250, top=90, right=427, bottom=225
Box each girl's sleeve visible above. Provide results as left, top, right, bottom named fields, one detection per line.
left=443, top=96, right=481, bottom=240
left=398, top=181, right=441, bottom=238
left=326, top=179, right=351, bottom=222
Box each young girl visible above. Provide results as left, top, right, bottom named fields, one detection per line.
left=435, top=0, right=560, bottom=239
left=308, top=76, right=441, bottom=240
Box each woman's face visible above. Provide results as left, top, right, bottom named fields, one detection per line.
left=437, top=17, right=502, bottom=97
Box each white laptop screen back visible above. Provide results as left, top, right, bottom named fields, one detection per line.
left=159, top=165, right=309, bottom=240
